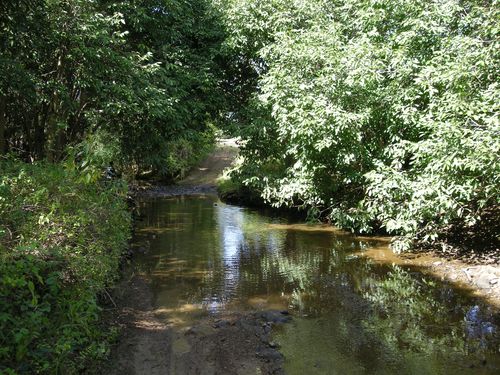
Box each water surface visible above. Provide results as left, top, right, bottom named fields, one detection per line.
left=133, top=195, right=500, bottom=374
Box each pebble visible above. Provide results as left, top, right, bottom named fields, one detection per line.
left=213, top=319, right=231, bottom=329
left=268, top=341, right=279, bottom=348
left=256, top=347, right=283, bottom=362
left=259, top=310, right=292, bottom=324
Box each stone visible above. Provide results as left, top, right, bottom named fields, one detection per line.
left=475, top=273, right=494, bottom=290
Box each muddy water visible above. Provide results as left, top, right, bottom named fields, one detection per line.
left=133, top=195, right=500, bottom=374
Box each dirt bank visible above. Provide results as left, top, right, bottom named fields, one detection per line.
left=360, top=244, right=500, bottom=310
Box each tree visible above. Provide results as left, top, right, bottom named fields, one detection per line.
left=220, top=0, right=500, bottom=250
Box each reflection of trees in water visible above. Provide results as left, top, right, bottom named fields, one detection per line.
left=261, top=242, right=500, bottom=370
left=260, top=236, right=375, bottom=313
left=364, top=266, right=499, bottom=364
left=363, top=267, right=464, bottom=352
left=136, top=197, right=499, bottom=370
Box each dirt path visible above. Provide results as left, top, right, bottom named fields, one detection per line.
left=179, top=138, right=239, bottom=187
left=136, top=138, right=239, bottom=197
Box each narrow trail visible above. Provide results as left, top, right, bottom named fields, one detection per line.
left=178, top=138, right=239, bottom=187
left=137, top=138, right=239, bottom=197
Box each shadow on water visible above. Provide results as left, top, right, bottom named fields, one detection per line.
left=131, top=195, right=500, bottom=375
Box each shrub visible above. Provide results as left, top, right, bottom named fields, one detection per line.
left=0, top=160, right=130, bottom=374
left=221, top=0, right=500, bottom=251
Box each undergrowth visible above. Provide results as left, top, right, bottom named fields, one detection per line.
left=0, top=159, right=131, bottom=374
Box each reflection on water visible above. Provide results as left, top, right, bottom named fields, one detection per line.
left=133, top=195, right=500, bottom=374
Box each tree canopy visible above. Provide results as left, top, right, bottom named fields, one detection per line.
left=1, top=0, right=228, bottom=178
left=1, top=0, right=498, bottom=248
left=220, top=0, right=499, bottom=251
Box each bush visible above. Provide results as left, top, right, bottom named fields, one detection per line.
left=0, top=160, right=131, bottom=374
left=221, top=0, right=500, bottom=251
left=160, top=127, right=217, bottom=180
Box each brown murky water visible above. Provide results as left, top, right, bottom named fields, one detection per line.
left=132, top=195, right=500, bottom=374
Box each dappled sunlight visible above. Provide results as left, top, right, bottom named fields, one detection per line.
left=245, top=295, right=289, bottom=310
left=132, top=319, right=168, bottom=331
left=163, top=259, right=189, bottom=265
left=155, top=303, right=204, bottom=315
left=151, top=269, right=210, bottom=278
left=266, top=223, right=345, bottom=233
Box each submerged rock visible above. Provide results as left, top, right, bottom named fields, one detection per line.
left=258, top=310, right=292, bottom=324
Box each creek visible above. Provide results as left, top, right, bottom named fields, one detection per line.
left=131, top=194, right=500, bottom=374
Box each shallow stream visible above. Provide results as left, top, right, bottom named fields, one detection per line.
left=132, top=195, right=500, bottom=374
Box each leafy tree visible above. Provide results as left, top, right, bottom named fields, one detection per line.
left=220, top=0, right=499, bottom=251
left=0, top=0, right=228, bottom=178
left=0, top=1, right=229, bottom=372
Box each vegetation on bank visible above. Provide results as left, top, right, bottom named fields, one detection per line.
left=0, top=0, right=226, bottom=178
left=0, top=160, right=130, bottom=373
left=218, top=0, right=499, bottom=252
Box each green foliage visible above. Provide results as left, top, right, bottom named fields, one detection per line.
left=0, top=0, right=227, bottom=178
left=65, top=129, right=121, bottom=184
left=216, top=156, right=263, bottom=205
left=220, top=0, right=500, bottom=250
left=162, top=127, right=217, bottom=180
left=0, top=1, right=230, bottom=372
left=0, top=160, right=131, bottom=373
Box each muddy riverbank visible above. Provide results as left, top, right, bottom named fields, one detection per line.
left=107, top=274, right=288, bottom=375
left=360, top=245, right=500, bottom=310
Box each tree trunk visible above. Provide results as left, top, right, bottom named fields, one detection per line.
left=46, top=52, right=65, bottom=162
left=45, top=110, right=57, bottom=162
left=33, top=107, right=47, bottom=160
left=0, top=95, right=6, bottom=155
